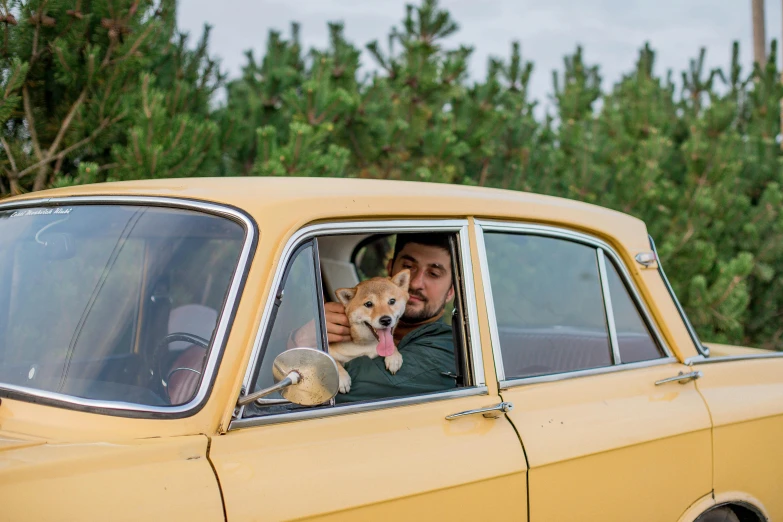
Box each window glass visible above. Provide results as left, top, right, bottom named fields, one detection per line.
left=483, top=232, right=611, bottom=378
left=249, top=243, right=323, bottom=405
left=605, top=259, right=664, bottom=363
left=0, top=205, right=245, bottom=407
left=352, top=234, right=394, bottom=281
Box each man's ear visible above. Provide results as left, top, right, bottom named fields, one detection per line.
left=446, top=284, right=455, bottom=303
left=391, top=269, right=410, bottom=291
left=335, top=287, right=356, bottom=305
left=386, top=258, right=394, bottom=277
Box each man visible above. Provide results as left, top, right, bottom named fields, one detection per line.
left=294, top=233, right=458, bottom=403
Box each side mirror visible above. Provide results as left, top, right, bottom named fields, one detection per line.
left=237, top=347, right=340, bottom=407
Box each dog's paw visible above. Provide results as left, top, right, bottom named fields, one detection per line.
left=338, top=368, right=351, bottom=394
left=385, top=351, right=403, bottom=374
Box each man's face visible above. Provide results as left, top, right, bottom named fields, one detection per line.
left=387, top=242, right=454, bottom=323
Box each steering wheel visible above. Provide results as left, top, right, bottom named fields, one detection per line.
left=154, top=332, right=211, bottom=393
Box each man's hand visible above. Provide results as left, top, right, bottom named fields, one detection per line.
left=292, top=302, right=352, bottom=347
left=324, top=301, right=352, bottom=343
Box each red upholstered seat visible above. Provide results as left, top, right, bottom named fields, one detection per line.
left=166, top=345, right=208, bottom=405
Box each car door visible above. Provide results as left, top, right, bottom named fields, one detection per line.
left=475, top=221, right=713, bottom=522
left=209, top=220, right=528, bottom=521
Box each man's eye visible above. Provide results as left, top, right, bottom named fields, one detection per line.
left=388, top=298, right=396, bottom=305
left=364, top=301, right=373, bottom=308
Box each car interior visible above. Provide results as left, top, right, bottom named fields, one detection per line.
left=242, top=230, right=473, bottom=418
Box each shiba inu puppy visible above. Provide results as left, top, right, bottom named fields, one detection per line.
left=329, top=269, right=410, bottom=393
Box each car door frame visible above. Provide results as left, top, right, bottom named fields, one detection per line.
left=472, top=218, right=714, bottom=522
left=232, top=218, right=487, bottom=424
left=209, top=218, right=529, bottom=521
left=474, top=219, right=678, bottom=384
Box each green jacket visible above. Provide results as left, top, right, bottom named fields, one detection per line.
left=335, top=320, right=457, bottom=403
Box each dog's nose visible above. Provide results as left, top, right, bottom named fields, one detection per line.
left=379, top=316, right=392, bottom=327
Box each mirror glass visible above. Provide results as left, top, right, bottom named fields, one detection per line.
left=273, top=347, right=339, bottom=406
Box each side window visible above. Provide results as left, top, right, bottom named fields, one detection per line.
left=248, top=242, right=324, bottom=407
left=483, top=232, right=612, bottom=379
left=243, top=228, right=473, bottom=420
left=605, top=258, right=664, bottom=363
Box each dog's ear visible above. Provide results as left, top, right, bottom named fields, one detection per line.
left=391, top=269, right=410, bottom=291
left=335, top=287, right=356, bottom=305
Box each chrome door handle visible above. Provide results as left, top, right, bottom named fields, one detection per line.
left=654, top=370, right=702, bottom=386
left=445, top=402, right=513, bottom=420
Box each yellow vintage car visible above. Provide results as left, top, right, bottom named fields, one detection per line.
left=0, top=178, right=780, bottom=522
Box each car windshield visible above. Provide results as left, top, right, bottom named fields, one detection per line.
left=0, top=204, right=245, bottom=409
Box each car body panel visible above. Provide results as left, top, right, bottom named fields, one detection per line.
left=500, top=362, right=713, bottom=521
left=210, top=394, right=528, bottom=521
left=0, top=432, right=224, bottom=521
left=694, top=357, right=783, bottom=520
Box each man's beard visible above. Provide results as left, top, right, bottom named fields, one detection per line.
left=402, top=290, right=447, bottom=324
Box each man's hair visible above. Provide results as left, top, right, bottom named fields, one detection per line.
left=392, top=232, right=452, bottom=263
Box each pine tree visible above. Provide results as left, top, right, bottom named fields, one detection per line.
left=0, top=0, right=222, bottom=194
left=3, top=0, right=781, bottom=349
left=110, top=24, right=225, bottom=180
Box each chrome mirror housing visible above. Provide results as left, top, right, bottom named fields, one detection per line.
left=237, top=347, right=339, bottom=407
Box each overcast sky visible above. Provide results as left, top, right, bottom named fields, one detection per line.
left=178, top=0, right=783, bottom=113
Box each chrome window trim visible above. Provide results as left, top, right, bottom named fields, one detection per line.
left=458, top=225, right=485, bottom=384
left=236, top=219, right=485, bottom=423
left=231, top=386, right=489, bottom=429
left=688, top=352, right=783, bottom=365
left=473, top=226, right=507, bottom=382
left=0, top=195, right=257, bottom=416
left=649, top=235, right=710, bottom=357
left=499, top=357, right=677, bottom=388
left=474, top=219, right=673, bottom=385
left=597, top=249, right=621, bottom=364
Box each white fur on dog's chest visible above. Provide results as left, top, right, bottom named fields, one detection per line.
left=329, top=342, right=380, bottom=364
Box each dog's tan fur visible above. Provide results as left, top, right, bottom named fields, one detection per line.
left=329, top=270, right=410, bottom=393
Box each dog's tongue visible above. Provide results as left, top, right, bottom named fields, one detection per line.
left=376, top=328, right=395, bottom=357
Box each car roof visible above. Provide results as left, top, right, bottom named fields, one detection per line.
left=3, top=177, right=650, bottom=250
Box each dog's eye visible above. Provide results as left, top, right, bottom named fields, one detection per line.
left=364, top=301, right=373, bottom=308
left=388, top=298, right=396, bottom=305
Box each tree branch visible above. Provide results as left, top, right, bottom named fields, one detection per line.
left=1, top=137, right=20, bottom=195
left=28, top=0, right=49, bottom=66
left=47, top=90, right=87, bottom=157
left=22, top=86, right=43, bottom=161
left=17, top=112, right=125, bottom=180
left=110, top=22, right=156, bottom=66
left=1, top=136, right=18, bottom=172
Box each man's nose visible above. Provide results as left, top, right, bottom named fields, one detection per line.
left=409, top=269, right=425, bottom=289
left=379, top=315, right=392, bottom=327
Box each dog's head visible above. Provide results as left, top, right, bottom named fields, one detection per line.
left=334, top=269, right=410, bottom=356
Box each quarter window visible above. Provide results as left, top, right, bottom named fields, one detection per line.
left=605, top=258, right=664, bottom=363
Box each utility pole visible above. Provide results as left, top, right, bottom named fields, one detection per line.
left=752, top=0, right=766, bottom=66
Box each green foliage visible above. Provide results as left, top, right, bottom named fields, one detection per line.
left=1, top=0, right=782, bottom=350
left=0, top=0, right=223, bottom=195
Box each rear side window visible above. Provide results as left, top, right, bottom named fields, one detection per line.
left=483, top=233, right=612, bottom=378
left=482, top=230, right=665, bottom=380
